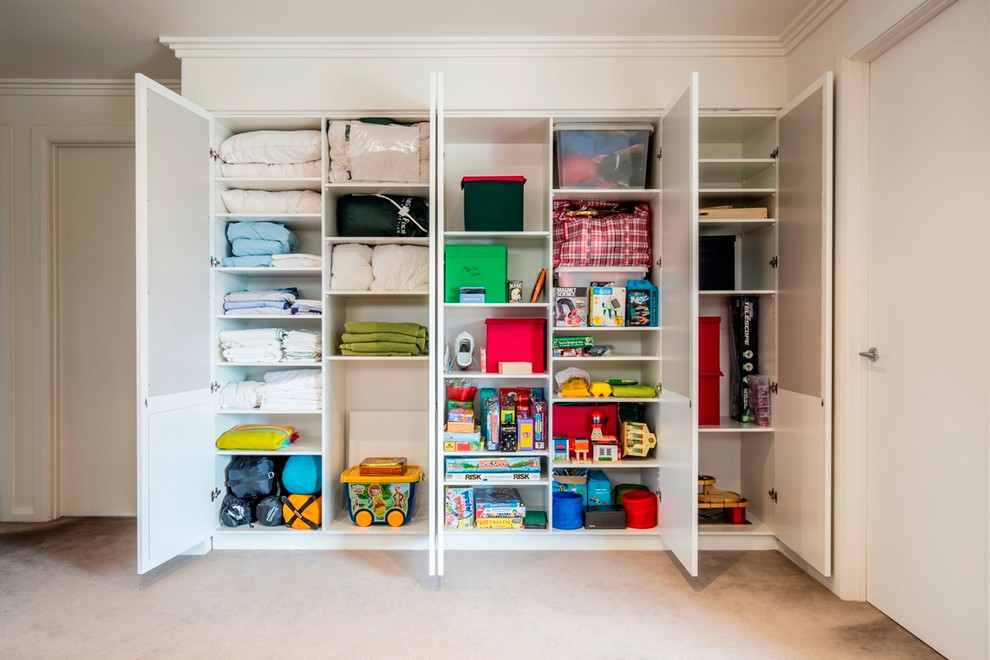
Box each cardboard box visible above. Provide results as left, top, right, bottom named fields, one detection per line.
left=698, top=206, right=768, bottom=220
left=590, top=286, right=626, bottom=327
left=445, top=456, right=541, bottom=473
left=626, top=279, right=659, bottom=327
left=553, top=287, right=589, bottom=327
left=444, top=486, right=474, bottom=528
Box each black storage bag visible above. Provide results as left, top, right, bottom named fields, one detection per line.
left=254, top=482, right=284, bottom=527
left=225, top=456, right=277, bottom=500
left=219, top=492, right=255, bottom=527
left=337, top=194, right=429, bottom=237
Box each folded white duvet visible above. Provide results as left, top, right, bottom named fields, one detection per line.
left=221, top=189, right=321, bottom=214
left=219, top=380, right=262, bottom=409
left=327, top=121, right=429, bottom=183
left=271, top=253, right=322, bottom=268
left=329, top=243, right=373, bottom=291
left=370, top=244, right=430, bottom=292
left=219, top=160, right=321, bottom=178
left=262, top=368, right=322, bottom=391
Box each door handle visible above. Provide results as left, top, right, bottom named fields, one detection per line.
left=859, top=347, right=879, bottom=362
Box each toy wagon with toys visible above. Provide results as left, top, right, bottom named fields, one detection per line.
left=341, top=463, right=422, bottom=527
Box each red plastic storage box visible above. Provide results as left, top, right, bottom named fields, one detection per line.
left=699, top=370, right=723, bottom=426
left=485, top=318, right=546, bottom=373
left=699, top=316, right=721, bottom=372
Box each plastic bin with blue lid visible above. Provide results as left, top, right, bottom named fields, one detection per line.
left=554, top=123, right=654, bottom=189
left=340, top=465, right=422, bottom=527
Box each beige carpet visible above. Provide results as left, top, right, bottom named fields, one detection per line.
left=0, top=518, right=940, bottom=659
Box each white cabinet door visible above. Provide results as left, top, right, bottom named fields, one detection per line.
left=773, top=72, right=833, bottom=576
left=658, top=73, right=700, bottom=577
left=136, top=74, right=215, bottom=574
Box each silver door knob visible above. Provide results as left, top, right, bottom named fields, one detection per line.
left=858, top=347, right=879, bottom=362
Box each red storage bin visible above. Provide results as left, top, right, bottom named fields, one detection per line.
left=699, top=316, right=721, bottom=372
left=699, top=370, right=723, bottom=426
left=551, top=403, right=619, bottom=439
left=622, top=489, right=658, bottom=529
left=485, top=318, right=546, bottom=373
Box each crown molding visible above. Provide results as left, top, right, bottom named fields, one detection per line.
left=780, top=0, right=848, bottom=53
left=160, top=35, right=786, bottom=59
left=0, top=79, right=180, bottom=96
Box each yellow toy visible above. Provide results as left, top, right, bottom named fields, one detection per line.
left=589, top=381, right=613, bottom=398
left=560, top=377, right=591, bottom=397
left=621, top=421, right=657, bottom=458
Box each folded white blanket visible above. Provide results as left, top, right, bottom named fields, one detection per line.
left=218, top=328, right=285, bottom=345
left=222, top=345, right=283, bottom=363
left=371, top=244, right=430, bottom=292
left=271, top=253, right=322, bottom=268
left=224, top=307, right=292, bottom=316
left=221, top=189, right=321, bottom=214
left=330, top=243, right=373, bottom=291
left=219, top=160, right=321, bottom=178
left=262, top=369, right=323, bottom=390
left=219, top=380, right=262, bottom=409
left=224, top=290, right=297, bottom=304
left=218, top=130, right=322, bottom=164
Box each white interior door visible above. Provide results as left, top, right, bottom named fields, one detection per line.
left=865, top=1, right=989, bottom=657
left=58, top=145, right=137, bottom=516
left=773, top=72, right=833, bottom=576
left=657, top=73, right=699, bottom=577
left=135, top=74, right=214, bottom=574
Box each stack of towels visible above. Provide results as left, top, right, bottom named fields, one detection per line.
left=291, top=298, right=323, bottom=316
left=218, top=370, right=322, bottom=412
left=220, top=221, right=299, bottom=268
left=339, top=321, right=428, bottom=356
left=272, top=253, right=322, bottom=269
left=282, top=329, right=322, bottom=362
left=219, top=328, right=285, bottom=363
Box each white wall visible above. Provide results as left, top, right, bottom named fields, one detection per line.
left=0, top=85, right=136, bottom=520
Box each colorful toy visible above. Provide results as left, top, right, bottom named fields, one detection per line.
left=621, top=421, right=657, bottom=458
left=553, top=435, right=570, bottom=462
left=571, top=437, right=590, bottom=462
left=341, top=465, right=422, bottom=527
left=592, top=438, right=620, bottom=462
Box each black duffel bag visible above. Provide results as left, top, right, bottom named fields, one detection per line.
left=337, top=194, right=429, bottom=237
left=225, top=456, right=277, bottom=500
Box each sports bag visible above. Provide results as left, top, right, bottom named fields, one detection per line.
left=552, top=200, right=651, bottom=268
left=337, top=194, right=429, bottom=237
left=282, top=493, right=322, bottom=530
left=281, top=455, right=322, bottom=495
left=225, top=456, right=277, bottom=500
left=253, top=480, right=284, bottom=527
left=219, top=492, right=255, bottom=527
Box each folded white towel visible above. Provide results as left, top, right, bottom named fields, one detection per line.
left=218, top=328, right=285, bottom=345
left=262, top=369, right=322, bottom=391
left=219, top=380, right=262, bottom=409
left=222, top=344, right=283, bottom=363
left=271, top=253, right=322, bottom=268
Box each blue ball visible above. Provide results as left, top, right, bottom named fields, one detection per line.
left=282, top=455, right=322, bottom=494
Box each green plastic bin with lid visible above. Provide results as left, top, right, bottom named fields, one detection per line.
left=444, top=243, right=508, bottom=303
left=461, top=176, right=526, bottom=231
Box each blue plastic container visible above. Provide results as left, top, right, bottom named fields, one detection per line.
left=552, top=490, right=584, bottom=530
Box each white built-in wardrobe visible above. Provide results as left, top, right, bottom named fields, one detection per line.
left=136, top=69, right=832, bottom=581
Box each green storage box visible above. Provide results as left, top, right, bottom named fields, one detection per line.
left=461, top=176, right=525, bottom=231
left=445, top=244, right=507, bottom=303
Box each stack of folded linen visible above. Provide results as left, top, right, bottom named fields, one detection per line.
left=339, top=320, right=428, bottom=356
left=218, top=379, right=262, bottom=409
left=219, top=328, right=286, bottom=363
left=282, top=329, right=322, bottom=362
left=220, top=221, right=300, bottom=268
left=290, top=298, right=323, bottom=316
left=257, top=369, right=322, bottom=411
left=271, top=253, right=322, bottom=269
left=223, top=287, right=298, bottom=316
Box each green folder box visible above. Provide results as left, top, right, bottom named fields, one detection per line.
left=444, top=244, right=508, bottom=303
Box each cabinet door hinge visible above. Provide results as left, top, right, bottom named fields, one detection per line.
left=769, top=256, right=778, bottom=268
left=656, top=257, right=662, bottom=268
left=770, top=381, right=778, bottom=394
left=210, top=256, right=220, bottom=267
left=771, top=146, right=779, bottom=159
left=768, top=488, right=778, bottom=502
left=209, top=148, right=221, bottom=161
left=210, top=488, right=221, bottom=502
left=210, top=381, right=220, bottom=394
left=656, top=147, right=662, bottom=160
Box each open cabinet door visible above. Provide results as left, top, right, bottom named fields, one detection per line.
left=427, top=72, right=440, bottom=578
left=135, top=74, right=215, bottom=574
left=773, top=72, right=834, bottom=576
left=434, top=72, right=446, bottom=578
left=657, top=73, right=700, bottom=576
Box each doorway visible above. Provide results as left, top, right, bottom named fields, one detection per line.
left=55, top=143, right=136, bottom=516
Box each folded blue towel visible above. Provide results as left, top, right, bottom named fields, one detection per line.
left=226, top=221, right=299, bottom=254
left=231, top=238, right=293, bottom=257
left=220, top=255, right=273, bottom=268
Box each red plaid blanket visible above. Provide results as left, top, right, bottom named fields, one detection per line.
left=552, top=200, right=652, bottom=268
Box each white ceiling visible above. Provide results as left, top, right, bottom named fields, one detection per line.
left=0, top=0, right=825, bottom=79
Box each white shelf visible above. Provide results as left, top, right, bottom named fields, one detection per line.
left=551, top=396, right=659, bottom=404
left=215, top=177, right=321, bottom=192
left=552, top=325, right=656, bottom=332
left=698, top=159, right=775, bottom=181
left=215, top=314, right=319, bottom=320
left=326, top=355, right=429, bottom=362
left=699, top=187, right=775, bottom=196
left=552, top=188, right=660, bottom=202
left=699, top=289, right=775, bottom=297
left=551, top=355, right=660, bottom=362
left=214, top=267, right=322, bottom=276
left=700, top=417, right=774, bottom=433
left=214, top=213, right=322, bottom=230
left=217, top=408, right=322, bottom=416
left=443, top=230, right=549, bottom=239
left=325, top=182, right=430, bottom=196
left=443, top=302, right=548, bottom=310
left=553, top=457, right=659, bottom=469
left=699, top=218, right=776, bottom=235
left=325, top=290, right=429, bottom=298
left=217, top=361, right=322, bottom=367
left=325, top=236, right=429, bottom=246
left=443, top=371, right=549, bottom=379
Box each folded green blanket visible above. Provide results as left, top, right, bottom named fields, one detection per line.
left=343, top=321, right=426, bottom=338
left=610, top=384, right=658, bottom=398
left=340, top=348, right=417, bottom=356
left=340, top=332, right=427, bottom=351
left=340, top=341, right=426, bottom=355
